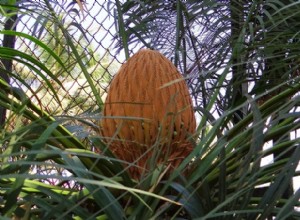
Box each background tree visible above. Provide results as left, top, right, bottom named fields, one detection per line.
left=12, top=2, right=118, bottom=115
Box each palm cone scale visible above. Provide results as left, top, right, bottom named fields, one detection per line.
left=100, top=49, right=196, bottom=179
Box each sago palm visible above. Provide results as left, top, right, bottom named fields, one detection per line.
left=0, top=0, right=299, bottom=219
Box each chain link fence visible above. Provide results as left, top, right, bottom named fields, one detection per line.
left=6, top=0, right=135, bottom=116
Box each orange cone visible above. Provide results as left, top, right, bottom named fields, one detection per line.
left=100, top=49, right=196, bottom=179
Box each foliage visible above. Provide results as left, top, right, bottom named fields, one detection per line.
left=0, top=0, right=300, bottom=219
left=7, top=0, right=118, bottom=115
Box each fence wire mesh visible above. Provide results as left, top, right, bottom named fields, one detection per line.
left=8, top=0, right=134, bottom=115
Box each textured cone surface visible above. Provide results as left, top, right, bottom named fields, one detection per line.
left=100, top=49, right=196, bottom=179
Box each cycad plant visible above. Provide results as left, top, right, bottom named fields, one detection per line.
left=0, top=0, right=300, bottom=219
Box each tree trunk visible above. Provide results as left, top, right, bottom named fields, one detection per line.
left=229, top=0, right=248, bottom=124
left=0, top=13, right=17, bottom=127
